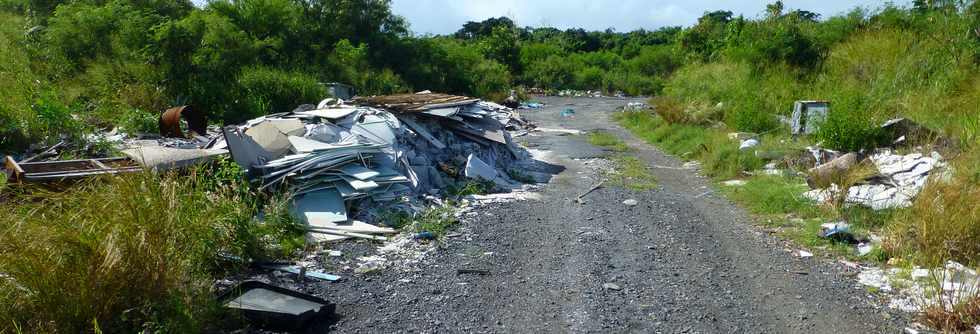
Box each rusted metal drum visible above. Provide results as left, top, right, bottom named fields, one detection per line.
left=159, top=106, right=207, bottom=138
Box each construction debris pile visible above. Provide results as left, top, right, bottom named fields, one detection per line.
left=218, top=92, right=543, bottom=240
left=803, top=150, right=949, bottom=210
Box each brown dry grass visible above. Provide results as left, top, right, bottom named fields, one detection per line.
left=885, top=151, right=980, bottom=265
left=922, top=296, right=980, bottom=333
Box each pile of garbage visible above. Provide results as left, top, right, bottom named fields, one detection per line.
left=802, top=150, right=949, bottom=210
left=214, top=92, right=544, bottom=241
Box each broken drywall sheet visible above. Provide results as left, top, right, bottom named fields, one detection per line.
left=122, top=146, right=227, bottom=170
left=293, top=188, right=349, bottom=226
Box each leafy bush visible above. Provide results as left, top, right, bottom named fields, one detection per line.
left=119, top=108, right=160, bottom=134
left=726, top=18, right=824, bottom=70
left=814, top=95, right=883, bottom=151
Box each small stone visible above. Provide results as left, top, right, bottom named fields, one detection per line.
left=603, top=283, right=622, bottom=291
left=623, top=199, right=639, bottom=206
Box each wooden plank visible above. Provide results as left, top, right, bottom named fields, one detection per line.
left=307, top=228, right=388, bottom=241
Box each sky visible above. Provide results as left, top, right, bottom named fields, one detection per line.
left=391, top=0, right=910, bottom=35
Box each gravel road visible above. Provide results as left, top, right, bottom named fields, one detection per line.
left=309, top=97, right=906, bottom=333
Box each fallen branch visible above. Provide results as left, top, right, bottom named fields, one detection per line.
left=575, top=180, right=604, bottom=204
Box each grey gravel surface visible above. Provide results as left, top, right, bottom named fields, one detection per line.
left=271, top=97, right=907, bottom=333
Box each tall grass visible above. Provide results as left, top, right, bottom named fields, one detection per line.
left=0, top=168, right=295, bottom=333
left=886, top=151, right=980, bottom=266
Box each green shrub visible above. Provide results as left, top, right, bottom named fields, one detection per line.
left=729, top=98, right=779, bottom=133
left=234, top=66, right=324, bottom=123
left=814, top=96, right=883, bottom=151
left=721, top=175, right=820, bottom=217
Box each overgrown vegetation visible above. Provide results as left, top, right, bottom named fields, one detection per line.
left=588, top=131, right=629, bottom=152
left=410, top=205, right=459, bottom=238
left=608, top=155, right=658, bottom=191
left=0, top=167, right=304, bottom=333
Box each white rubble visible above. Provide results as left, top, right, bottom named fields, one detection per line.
left=803, top=151, right=948, bottom=210
left=857, top=261, right=980, bottom=313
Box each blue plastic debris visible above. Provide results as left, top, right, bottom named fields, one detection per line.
left=413, top=231, right=436, bottom=240
left=820, top=222, right=854, bottom=242
left=559, top=109, right=576, bottom=118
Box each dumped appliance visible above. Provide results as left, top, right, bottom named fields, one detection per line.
left=220, top=280, right=336, bottom=331
left=790, top=100, right=830, bottom=135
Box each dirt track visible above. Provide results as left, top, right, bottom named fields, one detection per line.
left=318, top=97, right=906, bottom=333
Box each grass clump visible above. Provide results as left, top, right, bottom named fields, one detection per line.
left=411, top=205, right=459, bottom=237
left=0, top=168, right=297, bottom=333
left=608, top=155, right=657, bottom=191
left=720, top=175, right=820, bottom=218
left=447, top=179, right=494, bottom=197
left=588, top=131, right=629, bottom=152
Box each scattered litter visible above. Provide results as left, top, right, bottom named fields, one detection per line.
left=857, top=243, right=874, bottom=256
left=881, top=118, right=941, bottom=146
left=819, top=222, right=854, bottom=243
left=623, top=102, right=647, bottom=112
left=739, top=138, right=759, bottom=151
left=220, top=280, right=335, bottom=331
left=261, top=264, right=340, bottom=282
left=858, top=261, right=980, bottom=313
left=728, top=132, right=757, bottom=141
left=457, top=269, right=491, bottom=275
left=559, top=108, right=576, bottom=118
left=413, top=231, right=436, bottom=240
left=462, top=187, right=542, bottom=205
left=721, top=179, right=747, bottom=187
left=532, top=127, right=584, bottom=136
left=603, top=282, right=622, bottom=291
left=622, top=199, right=639, bottom=206
left=797, top=250, right=813, bottom=258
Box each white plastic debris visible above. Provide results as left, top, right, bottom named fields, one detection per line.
left=721, top=180, right=747, bottom=187
left=623, top=199, right=639, bottom=206
left=857, top=243, right=873, bottom=256
left=739, top=139, right=760, bottom=151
